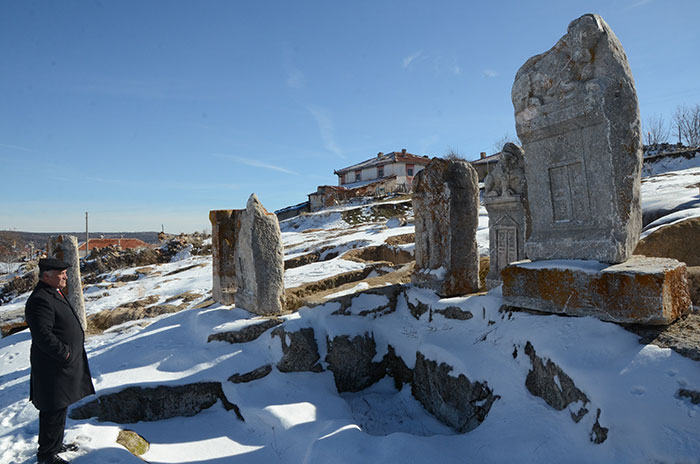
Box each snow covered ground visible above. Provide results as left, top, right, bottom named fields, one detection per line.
left=1, top=165, right=699, bottom=464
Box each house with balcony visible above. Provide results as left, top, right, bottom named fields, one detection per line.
left=307, top=149, right=431, bottom=212
left=333, top=148, right=431, bottom=190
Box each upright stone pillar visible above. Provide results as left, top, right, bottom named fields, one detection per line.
left=484, top=143, right=530, bottom=289
left=209, top=209, right=241, bottom=305
left=511, top=13, right=642, bottom=264
left=48, top=235, right=86, bottom=329
left=234, top=194, right=285, bottom=315
left=412, top=158, right=480, bottom=297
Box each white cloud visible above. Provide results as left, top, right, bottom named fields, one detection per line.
left=307, top=105, right=344, bottom=159
left=482, top=69, right=498, bottom=78
left=402, top=50, right=423, bottom=69
left=212, top=154, right=299, bottom=175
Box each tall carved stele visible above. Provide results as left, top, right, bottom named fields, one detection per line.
left=511, top=14, right=642, bottom=264
left=483, top=143, right=530, bottom=289
left=412, top=158, right=480, bottom=297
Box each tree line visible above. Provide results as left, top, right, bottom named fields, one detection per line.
left=644, top=103, right=700, bottom=147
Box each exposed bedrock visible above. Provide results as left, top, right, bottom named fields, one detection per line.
left=524, top=341, right=607, bottom=443
left=69, top=381, right=244, bottom=423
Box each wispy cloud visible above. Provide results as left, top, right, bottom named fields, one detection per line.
left=626, top=0, right=654, bottom=8
left=286, top=69, right=305, bottom=89
left=212, top=153, right=299, bottom=175
left=402, top=50, right=424, bottom=69
left=0, top=142, right=34, bottom=152
left=307, top=105, right=344, bottom=159
left=482, top=69, right=498, bottom=78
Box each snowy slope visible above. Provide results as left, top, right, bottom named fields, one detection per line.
left=1, top=166, right=699, bottom=464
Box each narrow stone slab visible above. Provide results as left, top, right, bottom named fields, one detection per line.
left=48, top=234, right=86, bottom=329
left=209, top=209, right=242, bottom=305
left=502, top=256, right=691, bottom=325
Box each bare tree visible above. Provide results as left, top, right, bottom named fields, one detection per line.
left=444, top=147, right=467, bottom=161
left=491, top=133, right=520, bottom=154
left=672, top=103, right=700, bottom=147
left=643, top=114, right=670, bottom=145
left=0, top=231, right=21, bottom=275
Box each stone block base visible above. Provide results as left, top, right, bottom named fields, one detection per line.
left=502, top=256, right=692, bottom=325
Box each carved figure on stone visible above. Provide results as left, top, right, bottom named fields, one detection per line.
left=511, top=13, right=642, bottom=264
left=484, top=143, right=526, bottom=198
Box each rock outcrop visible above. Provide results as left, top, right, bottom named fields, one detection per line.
left=69, top=382, right=244, bottom=422
left=271, top=326, right=323, bottom=373
left=412, top=352, right=498, bottom=433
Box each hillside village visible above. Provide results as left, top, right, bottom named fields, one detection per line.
left=2, top=12, right=700, bottom=464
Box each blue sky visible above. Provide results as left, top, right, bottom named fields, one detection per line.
left=2, top=0, right=699, bottom=233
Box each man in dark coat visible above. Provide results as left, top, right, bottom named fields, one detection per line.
left=25, top=258, right=95, bottom=464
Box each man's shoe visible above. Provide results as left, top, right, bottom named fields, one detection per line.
left=37, top=454, right=70, bottom=464
left=60, top=443, right=79, bottom=452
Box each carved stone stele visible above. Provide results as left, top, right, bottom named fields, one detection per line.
left=484, top=143, right=530, bottom=289
left=511, top=14, right=642, bottom=264
left=412, top=158, right=480, bottom=297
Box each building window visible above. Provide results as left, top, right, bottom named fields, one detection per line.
left=355, top=170, right=362, bottom=181
left=340, top=174, right=346, bottom=185
left=378, top=167, right=384, bottom=178
left=406, top=164, right=414, bottom=176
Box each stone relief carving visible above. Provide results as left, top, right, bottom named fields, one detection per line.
left=484, top=142, right=526, bottom=198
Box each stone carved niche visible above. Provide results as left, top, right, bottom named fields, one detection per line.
left=484, top=143, right=530, bottom=289
left=511, top=13, right=642, bottom=264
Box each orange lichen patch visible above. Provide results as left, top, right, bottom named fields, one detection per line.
left=502, top=258, right=692, bottom=325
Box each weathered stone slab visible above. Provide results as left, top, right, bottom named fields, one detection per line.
left=511, top=14, right=642, bottom=263
left=48, top=234, right=86, bottom=329
left=210, top=194, right=285, bottom=315
left=412, top=157, right=480, bottom=297
left=484, top=143, right=530, bottom=289
left=235, top=194, right=286, bottom=315
left=502, top=256, right=692, bottom=325
left=209, top=209, right=241, bottom=305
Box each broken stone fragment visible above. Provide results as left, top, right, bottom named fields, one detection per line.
left=411, top=352, right=498, bottom=433
left=116, top=429, right=149, bottom=456
left=69, top=381, right=244, bottom=423
left=208, top=318, right=283, bottom=344
left=325, top=334, right=386, bottom=393
left=271, top=326, right=323, bottom=373
left=524, top=342, right=589, bottom=419
left=229, top=364, right=273, bottom=384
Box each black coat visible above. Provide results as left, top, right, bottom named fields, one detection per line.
left=25, top=280, right=94, bottom=411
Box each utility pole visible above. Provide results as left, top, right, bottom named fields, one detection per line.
left=85, top=212, right=89, bottom=257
